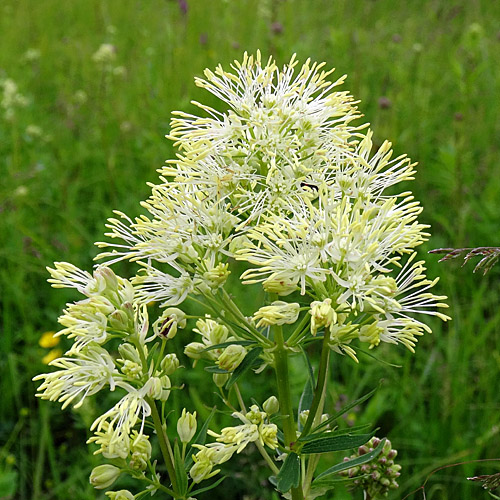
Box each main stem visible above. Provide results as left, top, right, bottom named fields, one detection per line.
left=146, top=396, right=179, bottom=494
left=272, top=318, right=304, bottom=500
left=300, top=331, right=331, bottom=437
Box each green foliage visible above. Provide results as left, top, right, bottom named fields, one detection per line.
left=1, top=0, right=500, bottom=499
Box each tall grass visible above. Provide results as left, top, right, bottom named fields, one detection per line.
left=1, top=0, right=499, bottom=498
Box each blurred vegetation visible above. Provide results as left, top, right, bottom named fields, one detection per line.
left=1, top=0, right=500, bottom=499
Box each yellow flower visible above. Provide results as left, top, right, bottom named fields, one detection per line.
left=39, top=331, right=60, bottom=348
left=42, top=348, right=62, bottom=365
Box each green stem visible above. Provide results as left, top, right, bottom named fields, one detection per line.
left=300, top=329, right=331, bottom=438
left=146, top=396, right=179, bottom=493
left=133, top=338, right=178, bottom=493
left=287, top=312, right=312, bottom=346
left=272, top=320, right=304, bottom=500
left=220, top=289, right=272, bottom=345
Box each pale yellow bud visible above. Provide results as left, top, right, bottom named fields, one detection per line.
left=262, top=277, right=297, bottom=296
left=159, top=375, right=171, bottom=401
left=131, top=431, right=152, bottom=458
left=161, top=353, right=179, bottom=375
left=310, top=298, right=336, bottom=335
left=108, top=309, right=130, bottom=331
left=299, top=410, right=309, bottom=427
left=217, top=344, right=247, bottom=372
left=89, top=464, right=120, bottom=490
left=213, top=372, right=229, bottom=387
left=177, top=409, right=197, bottom=443
left=263, top=396, right=279, bottom=415
left=185, top=342, right=205, bottom=360
left=106, top=490, right=134, bottom=500
left=253, top=301, right=300, bottom=328
left=118, top=343, right=140, bottom=364
left=121, top=360, right=142, bottom=379
left=202, top=261, right=231, bottom=289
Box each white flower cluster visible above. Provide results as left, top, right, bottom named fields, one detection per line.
left=35, top=52, right=450, bottom=495
left=97, top=51, right=449, bottom=358
left=190, top=404, right=278, bottom=483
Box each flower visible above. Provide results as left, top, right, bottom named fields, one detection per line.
left=89, top=464, right=120, bottom=489
left=92, top=44, right=116, bottom=64
left=177, top=409, right=197, bottom=443
left=34, top=345, right=119, bottom=409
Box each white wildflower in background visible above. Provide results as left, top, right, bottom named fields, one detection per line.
left=92, top=43, right=116, bottom=64
left=1, top=78, right=28, bottom=120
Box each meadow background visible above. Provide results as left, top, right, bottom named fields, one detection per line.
left=1, top=0, right=500, bottom=498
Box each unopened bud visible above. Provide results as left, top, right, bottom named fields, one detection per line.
left=262, top=277, right=296, bottom=296
left=131, top=431, right=152, bottom=458
left=177, top=409, right=197, bottom=443
left=217, top=344, right=247, bottom=372
left=185, top=342, right=205, bottom=360
left=106, top=490, right=134, bottom=500
left=121, top=360, right=142, bottom=379
left=310, top=298, right=335, bottom=335
left=94, top=266, right=119, bottom=294
left=263, top=396, right=279, bottom=415
left=161, top=353, right=179, bottom=375
left=253, top=301, right=300, bottom=328
left=299, top=410, right=309, bottom=427
left=89, top=464, right=120, bottom=489
left=118, top=343, right=140, bottom=364
left=212, top=372, right=229, bottom=387
left=108, top=309, right=130, bottom=331
left=203, top=261, right=231, bottom=289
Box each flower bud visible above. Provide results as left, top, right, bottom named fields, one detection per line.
left=94, top=266, right=119, bottom=294
left=106, top=491, right=134, bottom=500
left=159, top=375, right=171, bottom=401
left=202, top=261, right=231, bottom=289
left=161, top=353, right=179, bottom=375
left=253, top=301, right=300, bottom=328
left=185, top=342, right=205, bottom=360
left=118, top=343, right=140, bottom=364
left=89, top=464, right=120, bottom=489
left=262, top=277, right=296, bottom=296
left=131, top=431, right=152, bottom=458
left=129, top=451, right=148, bottom=471
left=108, top=309, right=130, bottom=331
left=299, top=410, right=309, bottom=427
left=177, top=409, right=197, bottom=443
left=121, top=360, right=142, bottom=379
left=310, top=298, right=336, bottom=335
left=212, top=372, right=229, bottom=387
left=147, top=376, right=163, bottom=400
left=217, top=344, right=247, bottom=372
left=263, top=396, right=279, bottom=415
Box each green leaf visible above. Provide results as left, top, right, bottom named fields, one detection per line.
left=201, top=340, right=257, bottom=352
left=225, top=347, right=263, bottom=390
left=312, top=385, right=379, bottom=433
left=301, top=432, right=374, bottom=454
left=184, top=406, right=216, bottom=468
left=276, top=452, right=301, bottom=492
left=204, top=366, right=229, bottom=374
left=314, top=438, right=386, bottom=481
left=190, top=475, right=226, bottom=496
left=174, top=440, right=188, bottom=495
left=298, top=423, right=372, bottom=443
